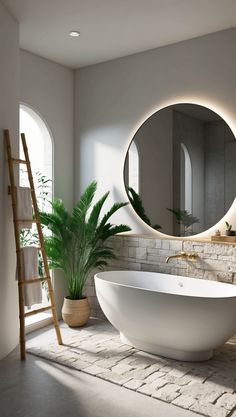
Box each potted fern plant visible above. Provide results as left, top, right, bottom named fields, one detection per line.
left=39, top=181, right=131, bottom=327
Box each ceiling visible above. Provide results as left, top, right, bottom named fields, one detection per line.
left=2, top=0, right=236, bottom=69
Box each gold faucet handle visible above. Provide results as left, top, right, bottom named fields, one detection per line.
left=165, top=251, right=198, bottom=263
left=186, top=252, right=198, bottom=260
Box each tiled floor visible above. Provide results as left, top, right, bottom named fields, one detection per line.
left=0, top=323, right=199, bottom=417
left=26, top=319, right=236, bottom=417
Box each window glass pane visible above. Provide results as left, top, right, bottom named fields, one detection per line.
left=20, top=105, right=53, bottom=211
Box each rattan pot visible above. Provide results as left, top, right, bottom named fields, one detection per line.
left=62, top=297, right=91, bottom=327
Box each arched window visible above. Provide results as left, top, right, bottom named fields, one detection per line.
left=19, top=104, right=53, bottom=327
left=20, top=104, right=53, bottom=210
left=128, top=141, right=139, bottom=193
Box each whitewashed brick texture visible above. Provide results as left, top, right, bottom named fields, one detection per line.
left=85, top=236, right=236, bottom=318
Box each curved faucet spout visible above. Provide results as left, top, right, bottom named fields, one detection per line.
left=165, top=251, right=198, bottom=263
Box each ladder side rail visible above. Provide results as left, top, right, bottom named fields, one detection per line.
left=4, top=129, right=26, bottom=360
left=20, top=133, right=62, bottom=345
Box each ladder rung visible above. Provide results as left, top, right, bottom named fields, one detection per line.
left=4, top=129, right=63, bottom=358
left=19, top=277, right=50, bottom=285
left=24, top=305, right=54, bottom=317
left=12, top=158, right=27, bottom=165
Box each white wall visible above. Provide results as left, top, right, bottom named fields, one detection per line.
left=20, top=50, right=74, bottom=209
left=0, top=2, right=19, bottom=360
left=20, top=50, right=74, bottom=313
left=75, top=27, right=236, bottom=237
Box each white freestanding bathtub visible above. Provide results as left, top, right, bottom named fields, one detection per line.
left=94, top=271, right=236, bottom=362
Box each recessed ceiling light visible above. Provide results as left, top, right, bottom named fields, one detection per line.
left=69, top=31, right=80, bottom=37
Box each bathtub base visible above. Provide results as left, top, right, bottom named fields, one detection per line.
left=120, top=333, right=213, bottom=362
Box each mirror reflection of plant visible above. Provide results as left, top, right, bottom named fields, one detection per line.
left=166, top=208, right=199, bottom=236
left=127, top=187, right=162, bottom=230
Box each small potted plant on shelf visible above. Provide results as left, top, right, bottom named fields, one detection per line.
left=39, top=181, right=131, bottom=327
left=225, top=221, right=235, bottom=236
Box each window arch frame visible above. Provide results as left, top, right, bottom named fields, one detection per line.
left=19, top=102, right=54, bottom=200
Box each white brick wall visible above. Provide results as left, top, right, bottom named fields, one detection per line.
left=85, top=236, right=236, bottom=318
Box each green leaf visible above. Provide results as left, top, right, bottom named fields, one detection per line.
left=39, top=181, right=131, bottom=300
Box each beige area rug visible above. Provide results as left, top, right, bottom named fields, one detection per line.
left=27, top=320, right=236, bottom=417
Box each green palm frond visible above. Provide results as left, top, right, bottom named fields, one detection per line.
left=87, top=191, right=109, bottom=236
left=98, top=224, right=131, bottom=241
left=98, top=201, right=129, bottom=230
left=71, top=181, right=97, bottom=225
left=39, top=181, right=131, bottom=300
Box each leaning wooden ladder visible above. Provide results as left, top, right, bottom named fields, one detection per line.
left=4, top=129, right=62, bottom=360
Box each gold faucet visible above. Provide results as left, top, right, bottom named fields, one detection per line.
left=165, top=251, right=198, bottom=263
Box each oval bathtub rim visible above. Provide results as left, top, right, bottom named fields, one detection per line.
left=94, top=270, right=236, bottom=300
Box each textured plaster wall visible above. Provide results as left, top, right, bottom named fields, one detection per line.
left=20, top=50, right=74, bottom=210
left=0, top=2, right=19, bottom=360
left=75, top=27, right=236, bottom=238
left=76, top=27, right=236, bottom=319
left=20, top=50, right=74, bottom=314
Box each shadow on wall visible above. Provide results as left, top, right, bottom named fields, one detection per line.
left=0, top=131, right=18, bottom=360
left=79, top=126, right=128, bottom=185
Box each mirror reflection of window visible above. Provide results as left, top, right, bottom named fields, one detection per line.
left=180, top=143, right=193, bottom=235
left=128, top=141, right=139, bottom=193
left=180, top=143, right=192, bottom=214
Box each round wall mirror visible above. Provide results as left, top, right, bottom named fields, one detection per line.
left=124, top=103, right=236, bottom=237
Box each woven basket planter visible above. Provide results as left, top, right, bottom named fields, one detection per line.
left=62, top=297, right=91, bottom=327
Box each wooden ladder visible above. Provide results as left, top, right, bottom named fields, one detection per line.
left=4, top=129, right=63, bottom=360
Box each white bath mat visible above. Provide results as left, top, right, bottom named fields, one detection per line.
left=27, top=320, right=236, bottom=417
